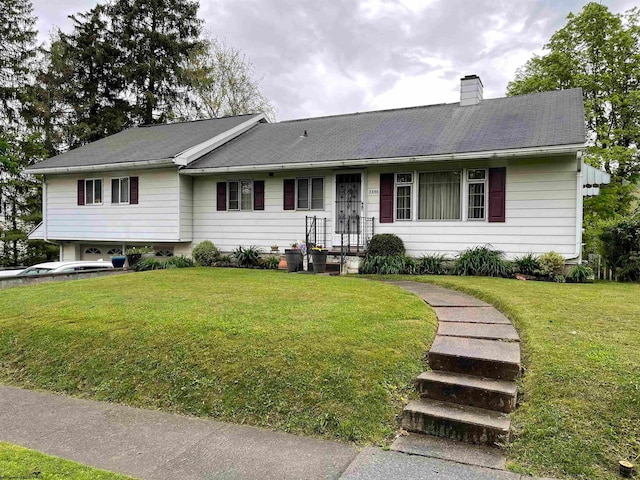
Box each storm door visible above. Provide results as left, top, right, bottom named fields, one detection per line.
left=334, top=173, right=363, bottom=246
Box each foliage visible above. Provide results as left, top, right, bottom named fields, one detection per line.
left=452, top=246, right=511, bottom=277
left=420, top=276, right=640, bottom=479
left=192, top=240, right=220, bottom=267
left=0, top=269, right=436, bottom=444
left=566, top=264, right=594, bottom=283
left=366, top=234, right=406, bottom=257
left=536, top=251, right=566, bottom=279
left=233, top=245, right=261, bottom=267
left=507, top=2, right=640, bottom=228
left=136, top=255, right=194, bottom=271
left=361, top=254, right=416, bottom=274
left=263, top=254, right=280, bottom=270
left=513, top=253, right=541, bottom=276
left=215, top=254, right=234, bottom=267
left=178, top=36, right=276, bottom=121
left=600, top=215, right=640, bottom=281
left=0, top=442, right=134, bottom=480
left=416, top=253, right=449, bottom=275
left=124, top=246, right=152, bottom=255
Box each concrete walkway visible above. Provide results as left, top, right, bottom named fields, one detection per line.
left=0, top=283, right=546, bottom=480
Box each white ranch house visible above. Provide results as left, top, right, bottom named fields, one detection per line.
left=28, top=76, right=610, bottom=263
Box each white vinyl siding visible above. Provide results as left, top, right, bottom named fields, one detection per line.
left=368, top=156, right=579, bottom=259
left=45, top=168, right=180, bottom=242
left=193, top=172, right=332, bottom=252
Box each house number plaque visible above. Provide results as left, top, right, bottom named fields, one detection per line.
left=368, top=188, right=379, bottom=195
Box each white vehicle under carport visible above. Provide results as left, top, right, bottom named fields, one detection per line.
left=17, top=260, right=114, bottom=276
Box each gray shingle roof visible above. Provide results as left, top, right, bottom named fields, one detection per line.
left=28, top=114, right=260, bottom=170
left=186, top=88, right=585, bottom=170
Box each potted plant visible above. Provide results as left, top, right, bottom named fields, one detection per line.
left=125, top=246, right=153, bottom=269
left=284, top=242, right=304, bottom=273
left=310, top=246, right=329, bottom=274
left=111, top=255, right=126, bottom=268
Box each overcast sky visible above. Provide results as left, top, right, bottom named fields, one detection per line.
left=31, top=0, right=636, bottom=121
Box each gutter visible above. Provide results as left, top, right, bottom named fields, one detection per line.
left=26, top=158, right=175, bottom=175
left=180, top=143, right=585, bottom=175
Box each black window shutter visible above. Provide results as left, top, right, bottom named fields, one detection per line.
left=254, top=180, right=265, bottom=210
left=283, top=179, right=295, bottom=210
left=130, top=177, right=139, bottom=204
left=217, top=182, right=227, bottom=211
left=379, top=173, right=394, bottom=223
left=488, top=167, right=506, bottom=222
left=77, top=179, right=85, bottom=205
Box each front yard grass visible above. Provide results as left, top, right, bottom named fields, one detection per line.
left=410, top=276, right=640, bottom=480
left=0, top=442, right=133, bottom=480
left=0, top=269, right=436, bottom=444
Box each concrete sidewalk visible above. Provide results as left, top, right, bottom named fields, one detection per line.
left=0, top=384, right=552, bottom=480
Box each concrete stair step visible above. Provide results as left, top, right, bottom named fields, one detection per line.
left=415, top=371, right=517, bottom=413
left=429, top=336, right=521, bottom=381
left=437, top=322, right=520, bottom=341
left=433, top=306, right=512, bottom=324
left=402, top=398, right=510, bottom=447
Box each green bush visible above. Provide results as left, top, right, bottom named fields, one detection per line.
left=263, top=255, right=280, bottom=270
left=514, top=253, right=540, bottom=276
left=366, top=234, right=405, bottom=257
left=233, top=245, right=262, bottom=267
left=165, top=255, right=195, bottom=269
left=417, top=253, right=448, bottom=275
left=566, top=264, right=593, bottom=283
left=192, top=240, right=220, bottom=267
left=136, top=258, right=164, bottom=271
left=600, top=216, right=640, bottom=281
left=361, top=254, right=415, bottom=274
left=215, top=255, right=234, bottom=267
left=453, top=246, right=511, bottom=277
left=537, top=251, right=566, bottom=278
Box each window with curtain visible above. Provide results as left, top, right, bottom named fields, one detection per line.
left=228, top=180, right=254, bottom=211
left=418, top=171, right=461, bottom=220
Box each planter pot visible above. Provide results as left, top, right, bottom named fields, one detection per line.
left=311, top=250, right=328, bottom=274
left=126, top=253, right=142, bottom=268
left=111, top=255, right=126, bottom=268
left=284, top=249, right=303, bottom=273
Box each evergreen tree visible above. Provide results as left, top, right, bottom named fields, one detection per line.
left=109, top=0, right=205, bottom=125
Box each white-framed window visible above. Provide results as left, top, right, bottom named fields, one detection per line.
left=418, top=170, right=461, bottom=220
left=466, top=169, right=487, bottom=220
left=228, top=180, right=253, bottom=211
left=395, top=173, right=412, bottom=220
left=111, top=177, right=130, bottom=204
left=107, top=248, right=122, bottom=255
left=155, top=250, right=174, bottom=257
left=85, top=179, right=103, bottom=205
left=85, top=247, right=102, bottom=255
left=296, top=177, right=324, bottom=210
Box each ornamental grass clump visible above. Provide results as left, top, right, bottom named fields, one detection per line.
left=453, top=245, right=511, bottom=277
left=566, top=264, right=593, bottom=283
left=514, top=253, right=541, bottom=277
left=233, top=245, right=262, bottom=267
left=417, top=253, right=449, bottom=275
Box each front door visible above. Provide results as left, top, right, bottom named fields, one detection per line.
left=334, top=173, right=362, bottom=247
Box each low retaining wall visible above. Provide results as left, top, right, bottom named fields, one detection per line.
left=0, top=268, right=132, bottom=290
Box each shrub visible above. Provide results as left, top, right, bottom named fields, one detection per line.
left=453, top=246, right=511, bottom=277
left=215, top=255, right=234, bottom=267
left=514, top=253, right=540, bottom=276
left=537, top=251, right=565, bottom=278
left=263, top=255, right=280, bottom=270
left=192, top=240, right=220, bottom=267
left=366, top=234, right=405, bottom=257
left=566, top=264, right=593, bottom=283
left=165, top=255, right=195, bottom=269
left=361, top=254, right=416, bottom=274
left=417, top=253, right=448, bottom=275
left=600, top=216, right=640, bottom=281
left=233, top=245, right=262, bottom=267
left=136, top=258, right=164, bottom=271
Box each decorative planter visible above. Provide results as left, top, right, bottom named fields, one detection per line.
left=311, top=250, right=329, bottom=274
left=111, top=255, right=126, bottom=268
left=284, top=249, right=303, bottom=273
left=126, top=253, right=142, bottom=269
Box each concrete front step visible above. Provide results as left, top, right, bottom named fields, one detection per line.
left=433, top=306, right=512, bottom=324
left=415, top=371, right=518, bottom=413
left=429, top=336, right=521, bottom=381
left=437, top=322, right=520, bottom=341
left=402, top=398, right=510, bottom=447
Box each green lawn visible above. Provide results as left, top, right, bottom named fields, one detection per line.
left=0, top=269, right=436, bottom=444
left=0, top=442, right=133, bottom=480
left=408, top=276, right=640, bottom=480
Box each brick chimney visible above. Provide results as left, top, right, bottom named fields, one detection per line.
left=460, top=74, right=483, bottom=106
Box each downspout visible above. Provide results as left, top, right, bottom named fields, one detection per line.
left=42, top=176, right=60, bottom=257
left=569, top=151, right=584, bottom=262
